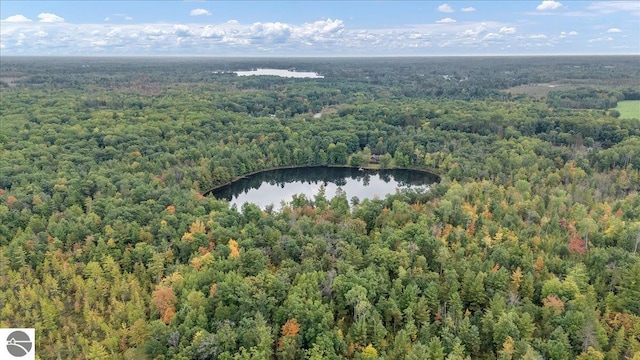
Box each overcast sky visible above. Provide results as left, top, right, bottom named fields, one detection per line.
left=1, top=1, right=638, bottom=56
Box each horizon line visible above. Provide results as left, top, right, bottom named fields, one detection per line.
left=2, top=53, right=639, bottom=58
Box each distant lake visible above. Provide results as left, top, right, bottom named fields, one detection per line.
left=235, top=68, right=324, bottom=78
left=210, top=167, right=438, bottom=210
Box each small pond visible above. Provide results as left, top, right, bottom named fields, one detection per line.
left=210, top=166, right=439, bottom=210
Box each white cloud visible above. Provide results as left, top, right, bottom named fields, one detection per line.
left=607, top=28, right=622, bottom=33
left=143, top=26, right=167, bottom=36
left=293, top=18, right=344, bottom=44
left=499, top=27, right=516, bottom=34
left=560, top=31, right=578, bottom=39
left=201, top=25, right=225, bottom=38
left=436, top=17, right=457, bottom=24
left=174, top=25, right=192, bottom=37
left=0, top=15, right=630, bottom=56
left=482, top=33, right=501, bottom=41
left=16, top=32, right=26, bottom=46
left=457, top=23, right=488, bottom=38
left=536, top=1, right=563, bottom=11
left=3, top=14, right=33, bottom=22
left=38, top=13, right=65, bottom=23
left=530, top=34, right=547, bottom=39
left=461, top=7, right=476, bottom=12
left=34, top=30, right=48, bottom=37
left=190, top=8, right=211, bottom=16
left=90, top=39, right=107, bottom=47
left=104, top=14, right=134, bottom=22
left=589, top=36, right=613, bottom=43
left=106, top=28, right=122, bottom=37
left=587, top=1, right=640, bottom=15
left=559, top=31, right=577, bottom=38
left=250, top=22, right=293, bottom=43
left=438, top=4, right=454, bottom=13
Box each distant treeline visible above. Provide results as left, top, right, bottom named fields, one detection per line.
left=547, top=87, right=640, bottom=110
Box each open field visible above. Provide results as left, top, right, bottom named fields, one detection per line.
left=615, top=100, right=640, bottom=119
left=502, top=83, right=576, bottom=98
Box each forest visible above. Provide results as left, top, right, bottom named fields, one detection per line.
left=0, top=56, right=639, bottom=359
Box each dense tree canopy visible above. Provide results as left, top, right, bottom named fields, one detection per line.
left=1, top=56, right=639, bottom=359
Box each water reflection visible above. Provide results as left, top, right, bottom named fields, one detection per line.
left=210, top=167, right=438, bottom=210
left=234, top=68, right=324, bottom=78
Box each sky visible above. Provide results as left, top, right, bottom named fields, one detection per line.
left=1, top=1, right=639, bottom=56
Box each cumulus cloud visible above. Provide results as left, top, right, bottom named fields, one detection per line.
left=201, top=25, right=225, bottom=38
left=499, top=27, right=516, bottom=34
left=295, top=18, right=344, bottom=39
left=438, top=4, right=454, bottom=13
left=16, top=32, right=26, bottom=46
left=174, top=25, right=192, bottom=37
left=530, top=34, right=547, bottom=39
left=38, top=13, right=65, bottom=23
left=125, top=16, right=134, bottom=21
left=104, top=17, right=110, bottom=22
left=0, top=15, right=618, bottom=56
left=461, top=7, right=476, bottom=12
left=201, top=18, right=345, bottom=47
left=250, top=22, right=292, bottom=43
left=190, top=8, right=211, bottom=16
left=35, top=30, right=48, bottom=37
left=607, top=28, right=622, bottom=33
left=3, top=14, right=33, bottom=22
left=536, top=0, right=563, bottom=11
left=0, top=18, right=525, bottom=55
left=143, top=26, right=166, bottom=36
left=436, top=17, right=457, bottom=24
left=457, top=23, right=489, bottom=38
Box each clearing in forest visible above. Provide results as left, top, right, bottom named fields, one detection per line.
left=614, top=100, right=640, bottom=119
left=503, top=83, right=574, bottom=98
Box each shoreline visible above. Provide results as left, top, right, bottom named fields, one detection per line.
left=201, top=164, right=441, bottom=196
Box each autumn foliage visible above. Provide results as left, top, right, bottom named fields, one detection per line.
left=562, top=219, right=587, bottom=255
left=2, top=57, right=640, bottom=360
left=278, top=318, right=300, bottom=350
left=152, top=287, right=177, bottom=324
left=543, top=295, right=565, bottom=313
left=228, top=239, right=240, bottom=259
left=281, top=318, right=300, bottom=338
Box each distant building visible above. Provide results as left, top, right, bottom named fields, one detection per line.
left=370, top=155, right=380, bottom=164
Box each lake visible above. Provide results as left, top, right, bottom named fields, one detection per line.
left=235, top=68, right=324, bottom=78
left=210, top=166, right=439, bottom=210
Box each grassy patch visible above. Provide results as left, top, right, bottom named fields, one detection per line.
left=614, top=100, right=640, bottom=119
left=502, top=83, right=575, bottom=99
